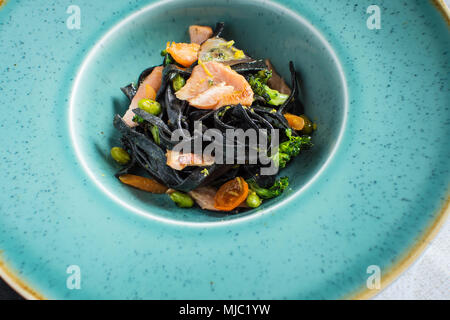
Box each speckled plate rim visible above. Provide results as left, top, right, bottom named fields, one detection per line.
left=1, top=196, right=448, bottom=300
left=0, top=0, right=448, bottom=301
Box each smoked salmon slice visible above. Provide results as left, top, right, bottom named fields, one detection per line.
left=166, top=42, right=200, bottom=67
left=166, top=150, right=215, bottom=171
left=188, top=186, right=219, bottom=211
left=175, top=61, right=254, bottom=109
left=123, top=66, right=163, bottom=127
left=189, top=25, right=213, bottom=44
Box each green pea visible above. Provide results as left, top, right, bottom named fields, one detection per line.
left=138, top=98, right=161, bottom=116
left=169, top=191, right=194, bottom=208
left=172, top=74, right=186, bottom=91
left=300, top=115, right=314, bottom=134
left=110, top=147, right=130, bottom=165
left=246, top=191, right=262, bottom=208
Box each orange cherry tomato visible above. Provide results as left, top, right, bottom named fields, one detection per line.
left=166, top=42, right=200, bottom=67
left=214, top=177, right=249, bottom=211
left=284, top=113, right=305, bottom=131
left=119, top=174, right=168, bottom=194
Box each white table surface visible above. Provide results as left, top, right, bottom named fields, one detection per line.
left=374, top=218, right=449, bottom=300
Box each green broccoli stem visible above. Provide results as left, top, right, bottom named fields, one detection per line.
left=150, top=125, right=160, bottom=145
left=264, top=85, right=289, bottom=106
left=247, top=177, right=289, bottom=199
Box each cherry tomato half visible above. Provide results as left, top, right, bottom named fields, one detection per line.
left=214, top=177, right=249, bottom=211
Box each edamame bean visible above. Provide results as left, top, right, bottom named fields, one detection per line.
left=138, top=98, right=161, bottom=116
left=172, top=74, right=186, bottom=91
left=110, top=147, right=131, bottom=165
left=246, top=191, right=262, bottom=208
left=169, top=191, right=194, bottom=208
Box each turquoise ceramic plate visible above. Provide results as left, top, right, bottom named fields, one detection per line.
left=0, top=0, right=449, bottom=299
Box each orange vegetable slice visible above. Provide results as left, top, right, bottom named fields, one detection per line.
left=284, top=113, right=305, bottom=131
left=166, top=42, right=200, bottom=67
left=119, top=174, right=168, bottom=194
left=144, top=84, right=156, bottom=100
left=214, top=177, right=249, bottom=211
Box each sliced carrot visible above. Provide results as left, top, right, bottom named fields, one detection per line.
left=284, top=113, right=305, bottom=131
left=166, top=42, right=200, bottom=67
left=119, top=174, right=168, bottom=194
left=214, top=177, right=249, bottom=211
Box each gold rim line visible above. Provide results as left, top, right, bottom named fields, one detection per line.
left=348, top=194, right=449, bottom=300
left=0, top=255, right=45, bottom=300
left=0, top=0, right=11, bottom=10
left=0, top=0, right=449, bottom=301
left=433, top=0, right=450, bottom=24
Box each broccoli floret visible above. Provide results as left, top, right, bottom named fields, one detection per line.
left=132, top=115, right=144, bottom=124
left=249, top=70, right=289, bottom=106
left=271, top=129, right=313, bottom=168
left=280, top=128, right=312, bottom=156
left=270, top=151, right=291, bottom=169
left=256, top=69, right=272, bottom=84
left=247, top=177, right=289, bottom=199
